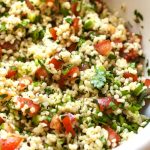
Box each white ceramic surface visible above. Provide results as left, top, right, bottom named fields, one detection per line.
left=105, top=0, right=150, bottom=72
left=104, top=1, right=150, bottom=149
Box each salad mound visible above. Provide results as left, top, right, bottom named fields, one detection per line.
left=0, top=0, right=149, bottom=150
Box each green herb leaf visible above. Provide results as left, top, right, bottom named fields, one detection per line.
left=38, top=59, right=51, bottom=74
left=129, top=63, right=136, bottom=68
left=46, top=116, right=51, bottom=122
left=65, top=18, right=73, bottom=24
left=0, top=22, right=7, bottom=31
left=108, top=53, right=117, bottom=60
left=0, top=94, right=8, bottom=99
left=17, top=57, right=26, bottom=62
left=78, top=38, right=86, bottom=47
left=134, top=10, right=143, bottom=23
left=128, top=104, right=142, bottom=113
left=62, top=64, right=73, bottom=75
left=108, top=101, right=117, bottom=110
left=138, top=89, right=149, bottom=104
left=91, top=66, right=114, bottom=89
left=132, top=83, right=144, bottom=96
left=147, top=68, right=150, bottom=76
left=19, top=20, right=29, bottom=27
left=33, top=81, right=39, bottom=87
left=44, top=87, right=54, bottom=95
left=10, top=66, right=17, bottom=71
left=60, top=8, right=69, bottom=17
left=91, top=66, right=106, bottom=89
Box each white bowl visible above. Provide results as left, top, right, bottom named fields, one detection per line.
left=104, top=0, right=150, bottom=149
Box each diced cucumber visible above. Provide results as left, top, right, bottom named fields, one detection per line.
left=32, top=115, right=40, bottom=125
left=132, top=83, right=144, bottom=96
left=84, top=19, right=94, bottom=30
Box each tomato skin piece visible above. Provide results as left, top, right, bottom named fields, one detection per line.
left=6, top=70, right=17, bottom=79
left=18, top=76, right=32, bottom=91
left=72, top=18, right=80, bottom=34
left=35, top=67, right=49, bottom=80
left=66, top=43, right=77, bottom=52
left=62, top=114, right=76, bottom=136
left=97, top=97, right=112, bottom=112
left=46, top=0, right=54, bottom=4
left=0, top=117, right=4, bottom=125
left=49, top=28, right=57, bottom=41
left=71, top=2, right=79, bottom=16
left=41, top=120, right=49, bottom=127
left=145, top=79, right=150, bottom=87
left=25, top=0, right=35, bottom=10
left=49, top=58, right=63, bottom=70
left=124, top=49, right=139, bottom=61
left=123, top=72, right=138, bottom=82
left=58, top=66, right=80, bottom=88
left=50, top=115, right=61, bottom=132
left=94, top=40, right=112, bottom=56
left=17, top=97, right=40, bottom=117
left=0, top=47, right=2, bottom=58
left=113, top=38, right=122, bottom=44
left=0, top=136, right=23, bottom=150
left=0, top=42, right=17, bottom=50
left=104, top=126, right=120, bottom=145
left=66, top=66, right=80, bottom=78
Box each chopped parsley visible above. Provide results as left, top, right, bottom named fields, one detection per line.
left=0, top=94, right=8, bottom=99
left=91, top=66, right=114, bottom=89
left=18, top=20, right=29, bottom=27
left=10, top=66, right=17, bottom=71
left=134, top=10, right=143, bottom=23
left=65, top=18, right=73, bottom=24
left=62, top=64, right=73, bottom=75
left=0, top=22, right=7, bottom=31
left=38, top=59, right=51, bottom=74
left=147, top=68, right=150, bottom=76
left=44, top=87, right=54, bottom=95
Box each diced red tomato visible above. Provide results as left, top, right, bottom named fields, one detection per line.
left=6, top=69, right=17, bottom=79
left=0, top=136, right=23, bottom=150
left=71, top=2, right=79, bottom=16
left=66, top=43, right=77, bottom=52
left=0, top=47, right=2, bottom=58
left=17, top=97, right=40, bottom=117
left=72, top=18, right=80, bottom=34
left=0, top=117, right=4, bottom=125
left=145, top=79, right=150, bottom=87
left=18, top=76, right=32, bottom=91
left=35, top=67, right=49, bottom=80
left=123, top=72, right=138, bottom=81
left=113, top=38, right=122, bottom=43
left=0, top=42, right=17, bottom=50
left=66, top=66, right=80, bottom=79
left=124, top=49, right=139, bottom=61
left=97, top=97, right=112, bottom=112
left=94, top=40, right=112, bottom=56
left=49, top=58, right=63, bottom=70
left=50, top=115, right=61, bottom=132
left=62, top=113, right=76, bottom=136
left=104, top=126, right=120, bottom=146
left=41, top=120, right=49, bottom=127
left=58, top=66, right=80, bottom=88
left=49, top=28, right=57, bottom=41
left=46, top=0, right=54, bottom=4
left=25, top=0, right=35, bottom=10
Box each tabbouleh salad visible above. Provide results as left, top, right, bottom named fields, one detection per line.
left=0, top=0, right=150, bottom=150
